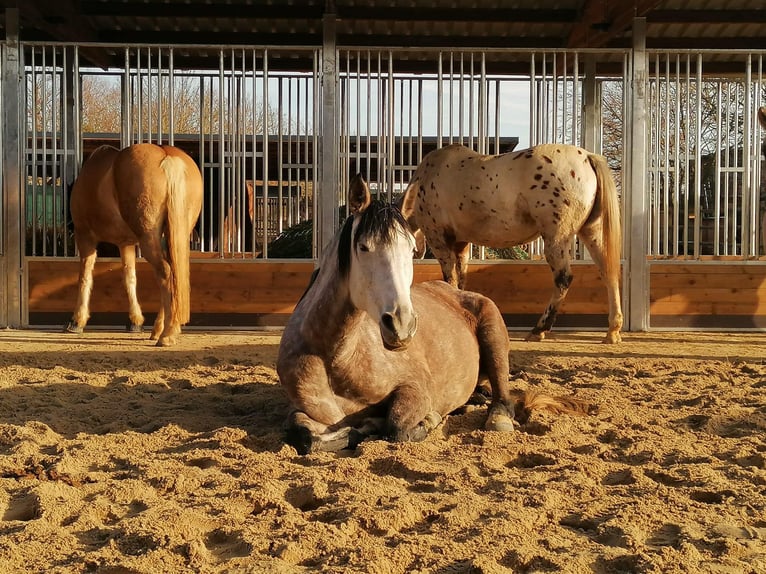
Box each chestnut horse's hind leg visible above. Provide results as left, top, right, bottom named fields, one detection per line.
left=65, top=239, right=98, bottom=334
left=139, top=234, right=177, bottom=346
left=119, top=245, right=145, bottom=332
left=526, top=239, right=573, bottom=342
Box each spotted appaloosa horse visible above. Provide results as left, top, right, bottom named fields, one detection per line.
left=65, top=143, right=203, bottom=347
left=277, top=175, right=591, bottom=455
left=399, top=143, right=623, bottom=344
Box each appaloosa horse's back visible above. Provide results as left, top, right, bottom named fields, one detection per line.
left=66, top=143, right=202, bottom=347
left=400, top=143, right=623, bottom=344
left=277, top=174, right=588, bottom=454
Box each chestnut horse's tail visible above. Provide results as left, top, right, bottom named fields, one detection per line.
left=588, top=153, right=622, bottom=288
left=160, top=155, right=192, bottom=325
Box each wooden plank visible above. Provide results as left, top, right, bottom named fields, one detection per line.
left=651, top=272, right=766, bottom=289
left=650, top=300, right=766, bottom=315
left=651, top=263, right=766, bottom=276
left=651, top=287, right=764, bottom=303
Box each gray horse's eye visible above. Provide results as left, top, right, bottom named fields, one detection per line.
left=358, top=243, right=370, bottom=252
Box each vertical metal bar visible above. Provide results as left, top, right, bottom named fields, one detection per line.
left=3, top=8, right=22, bottom=325
left=387, top=51, right=394, bottom=201
left=136, top=48, right=142, bottom=143
left=732, top=82, right=740, bottom=256
left=726, top=82, right=733, bottom=254
left=157, top=48, right=162, bottom=145
left=449, top=52, right=454, bottom=145
left=628, top=17, right=649, bottom=330
left=51, top=46, right=59, bottom=256
left=743, top=53, right=753, bottom=258
left=714, top=83, right=721, bottom=256
left=218, top=51, right=225, bottom=256
left=319, top=9, right=338, bottom=254
left=169, top=48, right=174, bottom=146
left=262, top=49, right=269, bottom=258
left=573, top=52, right=579, bottom=146
left=253, top=49, right=260, bottom=255
left=437, top=51, right=443, bottom=147
left=312, top=49, right=319, bottom=257
left=41, top=47, right=48, bottom=256
left=30, top=48, right=37, bottom=256
left=672, top=54, right=680, bottom=256
left=122, top=48, right=130, bottom=147
left=417, top=77, right=424, bottom=163
left=365, top=51, right=371, bottom=186
left=529, top=53, right=536, bottom=147
left=693, top=54, right=702, bottom=259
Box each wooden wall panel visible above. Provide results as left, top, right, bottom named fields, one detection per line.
left=26, top=258, right=766, bottom=329
left=26, top=258, right=613, bottom=326
left=650, top=263, right=766, bottom=328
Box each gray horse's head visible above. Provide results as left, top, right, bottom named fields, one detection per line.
left=339, top=175, right=418, bottom=350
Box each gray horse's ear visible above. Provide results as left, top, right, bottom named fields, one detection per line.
left=349, top=174, right=371, bottom=214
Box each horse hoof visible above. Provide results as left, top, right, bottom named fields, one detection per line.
left=602, top=332, right=622, bottom=344
left=286, top=426, right=314, bottom=455
left=485, top=402, right=516, bottom=433
left=524, top=331, right=545, bottom=342
left=155, top=337, right=177, bottom=347
left=63, top=322, right=83, bottom=334
left=126, top=323, right=144, bottom=333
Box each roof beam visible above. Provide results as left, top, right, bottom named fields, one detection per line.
left=567, top=0, right=663, bottom=49
left=647, top=10, right=766, bottom=24
left=78, top=2, right=577, bottom=25
left=21, top=0, right=111, bottom=68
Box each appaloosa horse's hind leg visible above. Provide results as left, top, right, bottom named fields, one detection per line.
left=118, top=244, right=145, bottom=332
left=65, top=241, right=98, bottom=334
left=526, top=239, right=573, bottom=342
left=578, top=219, right=623, bottom=344
left=432, top=236, right=470, bottom=289
left=454, top=241, right=471, bottom=289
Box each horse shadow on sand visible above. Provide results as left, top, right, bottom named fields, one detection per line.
left=0, top=342, right=290, bottom=453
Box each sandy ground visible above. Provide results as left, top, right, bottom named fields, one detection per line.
left=0, top=328, right=765, bottom=574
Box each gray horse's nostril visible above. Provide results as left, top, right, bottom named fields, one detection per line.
left=381, top=312, right=396, bottom=333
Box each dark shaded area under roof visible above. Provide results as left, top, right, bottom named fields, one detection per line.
left=1, top=0, right=764, bottom=72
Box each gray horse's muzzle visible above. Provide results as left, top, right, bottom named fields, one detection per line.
left=380, top=310, right=418, bottom=350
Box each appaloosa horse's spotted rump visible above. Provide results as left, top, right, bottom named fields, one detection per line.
left=400, top=143, right=623, bottom=344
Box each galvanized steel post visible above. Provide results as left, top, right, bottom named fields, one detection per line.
left=2, top=8, right=22, bottom=327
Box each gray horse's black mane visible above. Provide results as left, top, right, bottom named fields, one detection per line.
left=337, top=199, right=410, bottom=278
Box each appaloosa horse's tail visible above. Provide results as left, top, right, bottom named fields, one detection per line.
left=586, top=153, right=623, bottom=344
left=588, top=153, right=622, bottom=292
left=160, top=155, right=192, bottom=325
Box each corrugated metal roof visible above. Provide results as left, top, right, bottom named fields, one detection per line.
left=1, top=0, right=763, bottom=70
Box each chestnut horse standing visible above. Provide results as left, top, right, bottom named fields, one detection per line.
left=65, top=144, right=203, bottom=347
left=399, top=143, right=623, bottom=344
